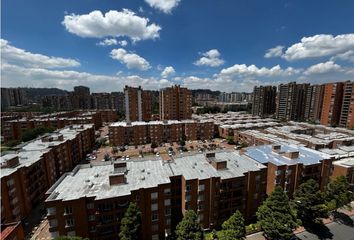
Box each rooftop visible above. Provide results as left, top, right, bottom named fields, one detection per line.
left=244, top=144, right=332, bottom=166
left=46, top=150, right=266, bottom=201
left=333, top=157, right=354, bottom=168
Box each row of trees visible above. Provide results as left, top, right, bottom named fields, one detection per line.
left=55, top=176, right=352, bottom=240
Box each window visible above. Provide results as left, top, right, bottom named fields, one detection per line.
left=152, top=224, right=159, bottom=232
left=286, top=169, right=292, bottom=175
left=198, top=214, right=204, bottom=221
left=255, top=175, right=261, bottom=182
left=151, top=203, right=158, bottom=211
left=164, top=199, right=171, bottom=206
left=152, top=234, right=159, bottom=240
left=152, top=212, right=159, bottom=221
left=165, top=208, right=171, bottom=216
left=186, top=194, right=191, bottom=201
left=186, top=184, right=192, bottom=192
left=49, top=219, right=58, bottom=228
left=86, top=203, right=94, bottom=209
left=47, top=207, right=56, bottom=216
left=65, top=219, right=75, bottom=227
left=64, top=206, right=73, bottom=215
left=166, top=217, right=171, bottom=225
left=199, top=184, right=205, bottom=192
left=198, top=194, right=204, bottom=201
left=275, top=170, right=282, bottom=176
left=151, top=192, right=158, bottom=200
left=89, top=215, right=95, bottom=221
left=164, top=188, right=171, bottom=195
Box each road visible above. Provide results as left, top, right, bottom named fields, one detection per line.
left=247, top=216, right=354, bottom=240
left=296, top=215, right=354, bottom=240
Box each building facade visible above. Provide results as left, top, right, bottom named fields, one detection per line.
left=159, top=85, right=192, bottom=120
left=252, top=85, right=277, bottom=117
left=45, top=151, right=267, bottom=240
left=124, top=86, right=152, bottom=122
left=320, top=82, right=344, bottom=126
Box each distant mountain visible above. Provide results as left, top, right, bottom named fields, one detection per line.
left=191, top=89, right=221, bottom=97
left=23, top=88, right=69, bottom=102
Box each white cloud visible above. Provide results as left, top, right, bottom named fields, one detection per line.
left=97, top=38, right=128, bottom=46
left=304, top=61, right=342, bottom=75
left=282, top=33, right=354, bottom=61
left=110, top=48, right=151, bottom=71
left=144, top=0, right=181, bottom=14
left=218, top=64, right=300, bottom=78
left=161, top=66, right=175, bottom=78
left=1, top=62, right=172, bottom=91
left=264, top=45, right=284, bottom=58
left=194, top=49, right=224, bottom=67
left=1, top=39, right=80, bottom=68
left=62, top=9, right=161, bottom=41
left=331, top=50, right=354, bottom=62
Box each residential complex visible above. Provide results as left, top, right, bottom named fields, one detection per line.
left=252, top=80, right=354, bottom=129
left=159, top=85, right=192, bottom=120
left=1, top=88, right=28, bottom=110
left=109, top=120, right=214, bottom=146
left=124, top=86, right=152, bottom=122
left=252, top=85, right=277, bottom=117
left=1, top=124, right=95, bottom=224
left=2, top=110, right=116, bottom=142
left=45, top=151, right=267, bottom=239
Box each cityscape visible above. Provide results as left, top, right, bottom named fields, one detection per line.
left=1, top=1, right=354, bottom=240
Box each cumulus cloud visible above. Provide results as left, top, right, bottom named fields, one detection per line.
left=1, top=39, right=80, bottom=68
left=97, top=38, right=128, bottom=47
left=194, top=49, right=224, bottom=67
left=62, top=9, right=161, bottom=41
left=264, top=45, right=284, bottom=58
left=331, top=50, right=354, bottom=62
left=145, top=0, right=181, bottom=14
left=218, top=64, right=301, bottom=78
left=110, top=48, right=151, bottom=71
left=161, top=66, right=175, bottom=78
left=304, top=61, right=342, bottom=75
left=282, top=33, right=354, bottom=61
left=1, top=62, right=172, bottom=92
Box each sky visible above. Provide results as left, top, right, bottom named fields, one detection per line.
left=1, top=0, right=354, bottom=93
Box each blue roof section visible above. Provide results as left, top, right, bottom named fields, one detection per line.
left=244, top=144, right=331, bottom=166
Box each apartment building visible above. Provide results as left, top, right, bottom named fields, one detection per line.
left=304, top=84, right=325, bottom=122
left=331, top=157, right=354, bottom=188
left=45, top=151, right=267, bottom=240
left=320, top=82, right=344, bottom=126
left=252, top=85, right=277, bottom=117
left=0, top=124, right=95, bottom=224
left=71, top=86, right=91, bottom=109
left=124, top=86, right=152, bottom=122
left=0, top=222, right=25, bottom=240
left=276, top=82, right=310, bottom=121
left=159, top=85, right=192, bottom=120
left=339, top=81, right=354, bottom=129
left=242, top=144, right=333, bottom=195
left=3, top=111, right=102, bottom=142
left=109, top=120, right=214, bottom=146
left=1, top=88, right=28, bottom=110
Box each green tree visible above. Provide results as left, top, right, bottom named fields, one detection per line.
left=326, top=176, right=353, bottom=211
left=119, top=202, right=142, bottom=240
left=256, top=187, right=299, bottom=240
left=104, top=153, right=110, bottom=161
left=293, top=179, right=328, bottom=224
left=226, top=136, right=235, bottom=145
left=175, top=210, right=204, bottom=240
left=218, top=210, right=245, bottom=240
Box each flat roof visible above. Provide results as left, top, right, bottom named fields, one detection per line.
left=46, top=151, right=266, bottom=201
left=0, top=124, right=93, bottom=178
left=333, top=157, right=354, bottom=168
left=110, top=120, right=213, bottom=127
left=244, top=144, right=332, bottom=166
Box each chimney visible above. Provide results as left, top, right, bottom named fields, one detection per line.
left=283, top=151, right=299, bottom=159
left=206, top=152, right=227, bottom=170
left=109, top=173, right=126, bottom=185
left=272, top=145, right=281, bottom=153
left=114, top=161, right=127, bottom=172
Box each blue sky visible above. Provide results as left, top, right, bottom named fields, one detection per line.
left=2, top=0, right=354, bottom=92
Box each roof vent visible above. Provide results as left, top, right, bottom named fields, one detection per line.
left=140, top=176, right=145, bottom=180
left=94, top=173, right=99, bottom=177
left=85, top=179, right=90, bottom=183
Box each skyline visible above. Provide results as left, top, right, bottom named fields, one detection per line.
left=2, top=0, right=354, bottom=92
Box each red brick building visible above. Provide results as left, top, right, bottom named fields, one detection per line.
left=124, top=86, right=152, bottom=122
left=45, top=151, right=267, bottom=240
